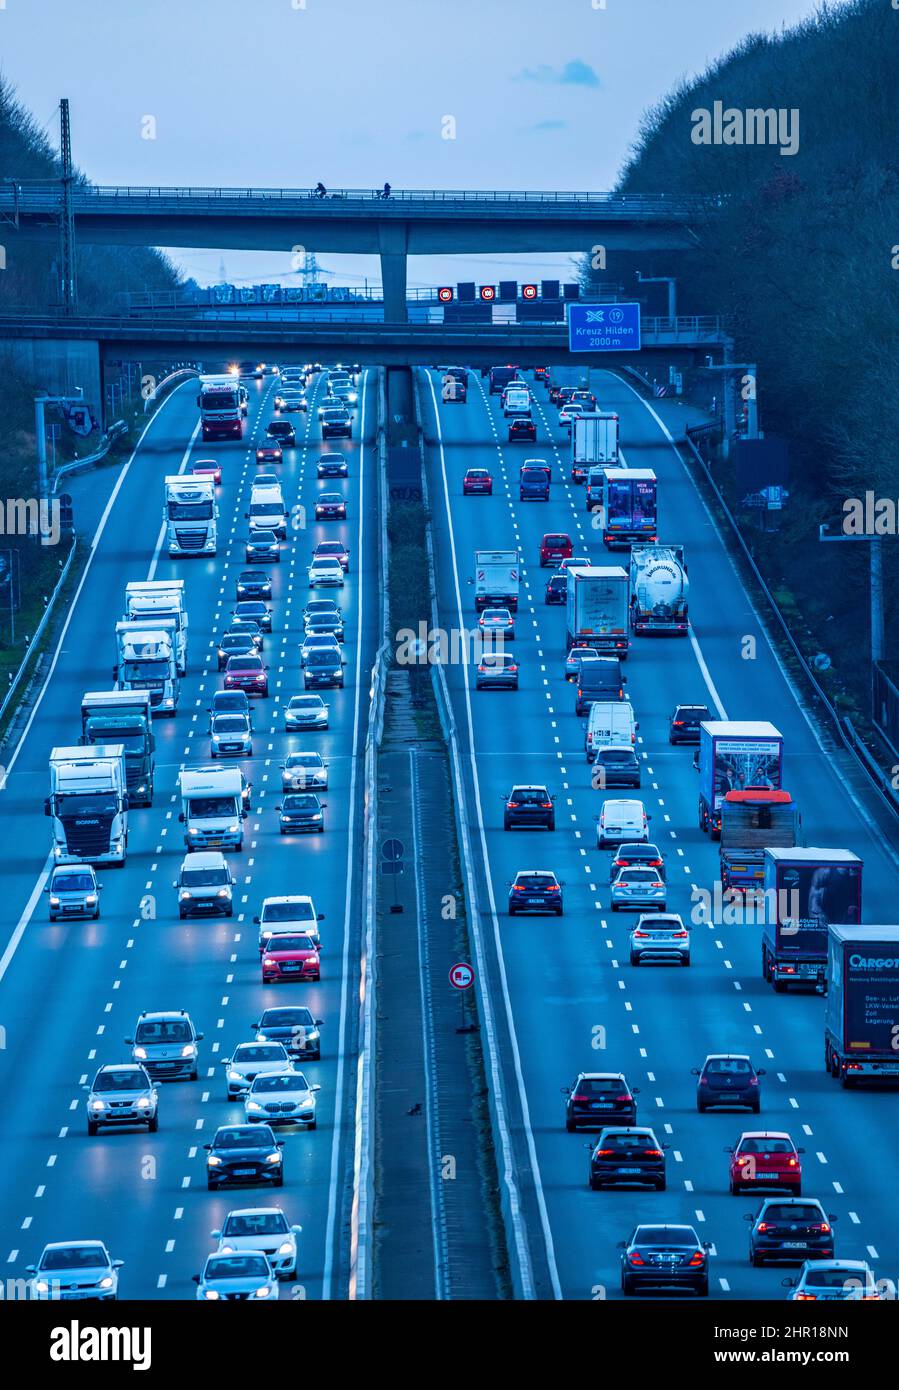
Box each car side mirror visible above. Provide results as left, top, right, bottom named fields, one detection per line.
left=192, top=1274, right=200, bottom=1284
left=690, top=1068, right=700, bottom=1076
left=742, top=1213, right=754, bottom=1222
left=756, top=1068, right=767, bottom=1076
left=311, top=1084, right=321, bottom=1093
left=276, top=1141, right=285, bottom=1148
left=124, top=1037, right=134, bottom=1045
left=291, top=1224, right=303, bottom=1234
left=202, top=1144, right=211, bottom=1152
left=782, top=1277, right=796, bottom=1288
left=796, top=1147, right=806, bottom=1154
left=631, top=1087, right=640, bottom=1095
left=253, top=916, right=260, bottom=924
left=44, top=799, right=51, bottom=816
left=196, top=1033, right=204, bottom=1042
left=178, top=812, right=185, bottom=823
left=723, top=1146, right=734, bottom=1154
left=317, top=913, right=325, bottom=921
left=702, top=1243, right=711, bottom=1253
left=113, top=1260, right=124, bottom=1269
left=615, top=1241, right=626, bottom=1250
left=560, top=1087, right=571, bottom=1096
left=25, top=1265, right=35, bottom=1274
left=828, top=1214, right=838, bottom=1222
left=210, top=1229, right=222, bottom=1239
left=43, top=885, right=49, bottom=893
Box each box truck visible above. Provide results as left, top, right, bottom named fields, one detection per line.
left=601, top=468, right=657, bottom=548
left=114, top=620, right=179, bottom=716
left=698, top=721, right=783, bottom=838
left=763, top=848, right=862, bottom=991
left=164, top=475, right=217, bottom=557
left=565, top=566, right=629, bottom=655
left=124, top=580, right=188, bottom=676
left=474, top=549, right=519, bottom=612
left=178, top=767, right=246, bottom=852
left=824, top=925, right=899, bottom=1085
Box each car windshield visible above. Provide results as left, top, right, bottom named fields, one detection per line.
left=250, top=503, right=282, bottom=518
left=261, top=1008, right=313, bottom=1028
left=307, top=652, right=338, bottom=667
left=206, top=1255, right=270, bottom=1280
left=214, top=717, right=248, bottom=732
left=215, top=1128, right=274, bottom=1150
left=94, top=1070, right=146, bottom=1093
left=251, top=1074, right=308, bottom=1093
left=320, top=455, right=345, bottom=464
left=706, top=1058, right=752, bottom=1075
left=238, top=574, right=263, bottom=584
left=55, top=792, right=118, bottom=817
left=286, top=755, right=322, bottom=768
left=223, top=1213, right=288, bottom=1237
left=221, top=638, right=252, bottom=652
left=136, top=1020, right=191, bottom=1043
left=228, top=657, right=263, bottom=672
left=181, top=868, right=228, bottom=887
left=313, top=558, right=342, bottom=570
left=51, top=872, right=95, bottom=892
left=187, top=796, right=236, bottom=818
left=250, top=532, right=277, bottom=544
left=263, top=902, right=312, bottom=922
left=290, top=697, right=323, bottom=710
left=234, top=1045, right=284, bottom=1063
left=40, top=1246, right=106, bottom=1271
left=283, top=796, right=319, bottom=811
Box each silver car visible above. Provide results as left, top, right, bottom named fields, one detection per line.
left=212, top=1207, right=303, bottom=1281
left=629, top=912, right=691, bottom=965
left=27, top=1241, right=122, bottom=1301
left=284, top=695, right=329, bottom=730
left=221, top=1042, right=292, bottom=1100
left=85, top=1064, right=158, bottom=1135
left=45, top=864, right=101, bottom=920
left=281, top=752, right=329, bottom=792
left=610, top=868, right=667, bottom=912
left=244, top=1070, right=321, bottom=1128
left=194, top=1251, right=277, bottom=1301
left=211, top=713, right=253, bottom=758
left=785, top=1260, right=885, bottom=1301
left=308, top=555, right=345, bottom=587
left=565, top=647, right=601, bottom=682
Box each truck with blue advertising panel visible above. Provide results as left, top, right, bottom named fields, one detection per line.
left=824, top=925, right=899, bottom=1085
left=697, top=721, right=783, bottom=839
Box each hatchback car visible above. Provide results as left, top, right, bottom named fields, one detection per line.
left=218, top=633, right=257, bottom=671
left=284, top=694, right=328, bottom=730
left=245, top=1070, right=320, bottom=1129
left=596, top=798, right=649, bottom=848
left=266, top=419, right=296, bottom=446
left=255, top=444, right=283, bottom=465
left=207, top=691, right=250, bottom=732
left=304, top=648, right=344, bottom=690
left=261, top=933, right=321, bottom=983
left=194, top=1251, right=277, bottom=1301
left=629, top=911, right=690, bottom=963
left=563, top=1072, right=638, bottom=1131
left=211, top=1208, right=303, bottom=1282
left=694, top=1054, right=766, bottom=1112
left=314, top=540, right=350, bottom=572
left=317, top=453, right=348, bottom=478
left=315, top=492, right=347, bottom=521
left=236, top=571, right=272, bottom=601
left=478, top=607, right=515, bottom=642
left=519, top=465, right=550, bottom=501
left=305, top=610, right=344, bottom=642
left=620, top=1225, right=710, bottom=1297
left=669, top=704, right=712, bottom=744
left=544, top=575, right=568, bottom=605
left=210, top=713, right=252, bottom=758
left=278, top=793, right=326, bottom=834
left=205, top=1125, right=284, bottom=1190
left=245, top=530, right=280, bottom=564
left=308, top=555, right=345, bottom=588
left=85, top=1064, right=158, bottom=1136
left=565, top=646, right=600, bottom=681
left=192, top=458, right=222, bottom=484
left=46, top=864, right=101, bottom=920
left=503, top=785, right=556, bottom=831
left=476, top=652, right=519, bottom=690
left=747, top=1198, right=836, bottom=1266
left=508, top=869, right=563, bottom=915
left=281, top=752, right=328, bottom=792
left=728, top=1132, right=803, bottom=1195
left=591, top=747, right=642, bottom=790
left=221, top=1042, right=292, bottom=1100
left=463, top=468, right=493, bottom=496
left=254, top=1006, right=323, bottom=1061
left=126, top=1010, right=203, bottom=1081
left=224, top=654, right=269, bottom=696
left=300, top=633, right=343, bottom=668
left=509, top=417, right=537, bottom=442
left=27, top=1242, right=123, bottom=1301
left=589, top=1127, right=667, bottom=1191
left=608, top=843, right=665, bottom=883
left=611, top=868, right=667, bottom=913
left=785, top=1260, right=881, bottom=1301
left=234, top=600, right=272, bottom=633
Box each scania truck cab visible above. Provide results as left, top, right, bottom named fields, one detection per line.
left=47, top=745, right=128, bottom=866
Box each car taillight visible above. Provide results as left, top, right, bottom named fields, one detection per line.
left=512, top=885, right=526, bottom=892
left=687, top=1252, right=705, bottom=1267
left=632, top=930, right=649, bottom=938
left=596, top=1149, right=614, bottom=1157
left=736, top=1156, right=751, bottom=1167
left=817, top=1223, right=831, bottom=1234
left=749, top=1076, right=759, bottom=1086
left=643, top=1149, right=662, bottom=1158
left=650, top=881, right=664, bottom=889
left=788, top=1157, right=798, bottom=1167
left=508, top=665, right=518, bottom=673
left=648, top=859, right=662, bottom=867
left=698, top=1076, right=709, bottom=1086
left=545, top=885, right=560, bottom=893
left=540, top=802, right=552, bottom=809
left=672, top=930, right=688, bottom=938
left=571, top=1094, right=590, bottom=1103
left=628, top=1252, right=644, bottom=1266
left=507, top=801, right=519, bottom=808
left=756, top=1223, right=768, bottom=1232
left=794, top=1293, right=816, bottom=1300
left=615, top=1094, right=632, bottom=1104
left=673, top=720, right=684, bottom=726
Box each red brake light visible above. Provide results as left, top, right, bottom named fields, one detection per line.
left=687, top=1252, right=705, bottom=1267
left=615, top=1093, right=632, bottom=1103
left=596, top=1149, right=614, bottom=1157
left=673, top=720, right=684, bottom=726
left=512, top=885, right=526, bottom=892
left=507, top=801, right=519, bottom=808
left=788, top=1157, right=798, bottom=1167
left=628, top=1252, right=644, bottom=1266
left=572, top=1093, right=590, bottom=1102
left=794, top=1293, right=816, bottom=1300
left=672, top=930, right=688, bottom=938
left=818, top=1223, right=831, bottom=1234
left=546, top=885, right=560, bottom=893
left=540, top=802, right=552, bottom=809
left=749, top=1076, right=759, bottom=1086
left=643, top=1149, right=662, bottom=1158
left=756, top=1223, right=768, bottom=1232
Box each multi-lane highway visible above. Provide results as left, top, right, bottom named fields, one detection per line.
left=0, top=368, right=378, bottom=1299
left=422, top=365, right=899, bottom=1300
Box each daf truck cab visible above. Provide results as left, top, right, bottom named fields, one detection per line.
left=164, top=475, right=217, bottom=558
left=80, top=690, right=155, bottom=807
left=47, top=745, right=128, bottom=866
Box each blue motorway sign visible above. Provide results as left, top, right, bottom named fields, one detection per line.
left=568, top=302, right=641, bottom=353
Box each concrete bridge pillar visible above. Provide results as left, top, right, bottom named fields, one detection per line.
left=378, top=221, right=409, bottom=323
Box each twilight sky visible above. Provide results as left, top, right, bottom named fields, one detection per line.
left=2, top=0, right=846, bottom=291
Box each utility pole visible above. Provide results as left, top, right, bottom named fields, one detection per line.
left=59, top=98, right=77, bottom=313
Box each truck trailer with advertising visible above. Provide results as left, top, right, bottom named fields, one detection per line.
left=47, top=745, right=128, bottom=866
left=698, top=721, right=783, bottom=839
left=474, top=549, right=520, bottom=611
left=565, top=566, right=629, bottom=655
left=719, top=789, right=800, bottom=893
left=601, top=468, right=657, bottom=548
left=824, top=925, right=899, bottom=1085
left=570, top=411, right=619, bottom=484
left=80, top=690, right=155, bottom=807
left=114, top=620, right=179, bottom=716
left=629, top=544, right=689, bottom=635
left=124, top=580, right=188, bottom=676
left=164, top=475, right=217, bottom=558
left=763, top=848, right=862, bottom=991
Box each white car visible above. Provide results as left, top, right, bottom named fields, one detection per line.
left=211, top=1207, right=303, bottom=1281
left=194, top=1251, right=277, bottom=1301
left=283, top=694, right=329, bottom=730
left=596, top=798, right=649, bottom=848
left=308, top=555, right=345, bottom=587
left=281, top=751, right=329, bottom=791
left=27, top=1241, right=122, bottom=1300
left=221, top=1041, right=292, bottom=1099
left=244, top=1069, right=321, bottom=1128
left=210, top=713, right=253, bottom=758
left=300, top=633, right=344, bottom=668
left=254, top=894, right=324, bottom=952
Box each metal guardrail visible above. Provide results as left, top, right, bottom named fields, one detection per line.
left=50, top=422, right=127, bottom=493
left=142, top=365, right=199, bottom=411
left=0, top=538, right=77, bottom=733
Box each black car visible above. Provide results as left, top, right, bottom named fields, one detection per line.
left=217, top=633, right=256, bottom=671
left=608, top=842, right=666, bottom=883
left=254, top=1006, right=323, bottom=1061
left=589, top=1127, right=667, bottom=1191
left=234, top=600, right=272, bottom=634
left=509, top=417, right=537, bottom=442
left=321, top=408, right=351, bottom=439
left=205, top=1125, right=284, bottom=1190
left=563, top=1072, right=638, bottom=1132
left=305, top=612, right=344, bottom=642
left=277, top=793, right=326, bottom=835
left=245, top=530, right=280, bottom=564
left=620, top=1225, right=710, bottom=1296
left=503, top=785, right=556, bottom=831
left=508, top=870, right=563, bottom=916
left=591, top=747, right=641, bottom=789
left=304, top=649, right=343, bottom=689
left=315, top=493, right=347, bottom=520
left=236, top=571, right=272, bottom=600
left=226, top=618, right=263, bottom=650
left=746, top=1199, right=836, bottom=1266
left=266, top=419, right=296, bottom=446
left=694, top=1054, right=765, bottom=1113
left=545, top=575, right=567, bottom=605
left=317, top=453, right=349, bottom=478
left=669, top=704, right=711, bottom=744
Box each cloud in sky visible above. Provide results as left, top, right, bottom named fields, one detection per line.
left=517, top=60, right=600, bottom=88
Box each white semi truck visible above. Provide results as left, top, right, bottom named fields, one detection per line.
left=46, top=745, right=128, bottom=866
left=164, top=475, right=217, bottom=558
left=474, top=549, right=520, bottom=612
left=114, top=620, right=179, bottom=716
left=178, top=767, right=246, bottom=852
left=197, top=374, right=246, bottom=441
left=124, top=580, right=188, bottom=676
left=629, top=544, right=689, bottom=635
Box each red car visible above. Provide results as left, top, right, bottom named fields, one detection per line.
left=540, top=533, right=573, bottom=567
left=545, top=575, right=567, bottom=605
left=728, top=1131, right=804, bottom=1196
left=192, top=458, right=222, bottom=484
left=255, top=444, right=283, bottom=464
left=508, top=418, right=537, bottom=442
left=314, top=493, right=347, bottom=521
left=261, top=933, right=321, bottom=983
left=313, top=540, right=350, bottom=572
left=224, top=654, right=269, bottom=696
left=463, top=468, right=493, bottom=496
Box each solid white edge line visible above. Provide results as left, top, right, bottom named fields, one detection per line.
left=425, top=370, right=563, bottom=1299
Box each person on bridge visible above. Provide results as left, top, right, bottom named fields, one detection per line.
left=315, top=182, right=327, bottom=199
left=382, top=182, right=391, bottom=199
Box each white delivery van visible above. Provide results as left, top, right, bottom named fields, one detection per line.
left=503, top=385, right=532, bottom=418
left=585, top=701, right=638, bottom=763
left=596, top=798, right=649, bottom=848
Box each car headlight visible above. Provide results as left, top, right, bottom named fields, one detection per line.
left=220, top=1244, right=235, bottom=1254
left=181, top=1044, right=197, bottom=1058
left=265, top=1151, right=281, bottom=1164
left=33, top=1280, right=50, bottom=1294
left=89, top=1099, right=105, bottom=1112
left=217, top=888, right=230, bottom=898
left=133, top=1047, right=147, bottom=1059
left=85, top=894, right=98, bottom=905
left=227, top=824, right=240, bottom=833
left=204, top=1288, right=220, bottom=1299
left=207, top=1154, right=222, bottom=1166
left=99, top=1276, right=114, bottom=1289
left=49, top=897, right=60, bottom=907
left=188, top=827, right=200, bottom=836
left=277, top=1241, right=294, bottom=1255
left=247, top=1101, right=264, bottom=1113
left=254, top=1285, right=272, bottom=1298
left=307, top=1030, right=319, bottom=1041
left=261, top=929, right=272, bottom=939
left=228, top=1070, right=243, bottom=1081
left=180, top=890, right=192, bottom=900
left=136, top=1097, right=151, bottom=1109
